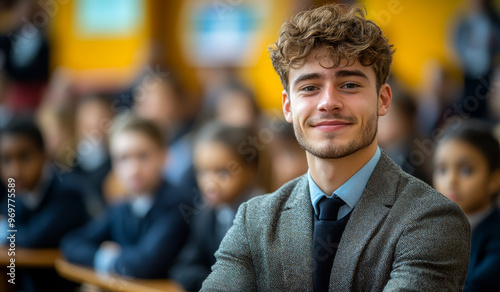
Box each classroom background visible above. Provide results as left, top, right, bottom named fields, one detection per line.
left=0, top=0, right=500, bottom=291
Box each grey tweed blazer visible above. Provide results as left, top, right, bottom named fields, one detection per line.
left=201, top=153, right=471, bottom=291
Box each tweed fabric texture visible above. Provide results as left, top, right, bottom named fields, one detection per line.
left=201, top=153, right=471, bottom=291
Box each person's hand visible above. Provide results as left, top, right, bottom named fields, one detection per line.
left=99, top=241, right=121, bottom=253
left=94, top=241, right=122, bottom=277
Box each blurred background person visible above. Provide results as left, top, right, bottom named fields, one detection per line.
left=0, top=118, right=89, bottom=292
left=214, top=83, right=261, bottom=129
left=268, top=120, right=308, bottom=191
left=433, top=121, right=500, bottom=292
left=488, top=65, right=500, bottom=141
left=0, top=0, right=50, bottom=115
left=169, top=122, right=262, bottom=291
left=453, top=0, right=500, bottom=121
left=61, top=114, right=193, bottom=279
left=133, top=70, right=199, bottom=192
left=69, top=94, right=115, bottom=216
left=378, top=90, right=431, bottom=183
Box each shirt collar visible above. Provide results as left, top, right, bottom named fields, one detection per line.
left=130, top=194, right=154, bottom=218
left=20, top=165, right=52, bottom=210
left=308, top=146, right=381, bottom=215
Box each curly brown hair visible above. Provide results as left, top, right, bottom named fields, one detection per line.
left=269, top=4, right=394, bottom=92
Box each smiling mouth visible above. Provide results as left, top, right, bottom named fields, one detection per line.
left=311, top=120, right=352, bottom=131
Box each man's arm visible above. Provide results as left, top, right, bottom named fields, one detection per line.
left=201, top=202, right=257, bottom=291
left=384, top=202, right=471, bottom=292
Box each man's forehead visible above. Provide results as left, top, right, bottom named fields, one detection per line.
left=288, top=51, right=376, bottom=86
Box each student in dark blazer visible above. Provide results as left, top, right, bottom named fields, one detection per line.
left=0, top=118, right=89, bottom=292
left=434, top=121, right=500, bottom=292
left=202, top=4, right=470, bottom=291
left=61, top=114, right=192, bottom=279
left=169, top=123, right=262, bottom=291
left=69, top=94, right=115, bottom=217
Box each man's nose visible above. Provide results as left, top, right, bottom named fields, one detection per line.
left=317, top=84, right=343, bottom=112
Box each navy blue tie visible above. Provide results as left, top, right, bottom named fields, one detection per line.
left=313, top=196, right=351, bottom=292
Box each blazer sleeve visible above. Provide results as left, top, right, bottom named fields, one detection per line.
left=464, top=235, right=500, bottom=292
left=61, top=209, right=113, bottom=267
left=201, top=202, right=257, bottom=291
left=112, top=207, right=189, bottom=279
left=383, top=201, right=471, bottom=292
left=17, top=189, right=88, bottom=248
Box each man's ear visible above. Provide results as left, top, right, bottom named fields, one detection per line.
left=282, top=90, right=293, bottom=123
left=377, top=84, right=392, bottom=117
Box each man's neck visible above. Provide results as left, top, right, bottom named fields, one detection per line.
left=307, top=141, right=378, bottom=195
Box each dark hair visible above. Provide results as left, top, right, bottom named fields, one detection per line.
left=194, top=121, right=259, bottom=167
left=439, top=120, right=500, bottom=172
left=110, top=114, right=167, bottom=148
left=0, top=118, right=45, bottom=152
left=134, top=67, right=185, bottom=104
left=217, top=83, right=261, bottom=119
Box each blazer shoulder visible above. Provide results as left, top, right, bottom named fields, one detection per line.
left=398, top=169, right=460, bottom=210
left=243, top=175, right=306, bottom=214
left=374, top=154, right=467, bottom=223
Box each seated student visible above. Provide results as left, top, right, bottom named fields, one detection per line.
left=214, top=84, right=261, bottom=129
left=133, top=70, right=196, bottom=189
left=0, top=118, right=89, bottom=291
left=433, top=121, right=500, bottom=292
left=70, top=94, right=115, bottom=217
left=169, top=122, right=262, bottom=291
left=61, top=114, right=192, bottom=279
left=268, top=120, right=308, bottom=191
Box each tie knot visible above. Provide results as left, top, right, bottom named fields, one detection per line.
left=317, top=196, right=345, bottom=221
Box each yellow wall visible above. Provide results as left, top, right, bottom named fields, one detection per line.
left=361, top=0, right=465, bottom=89
left=50, top=0, right=152, bottom=90
left=242, top=0, right=296, bottom=110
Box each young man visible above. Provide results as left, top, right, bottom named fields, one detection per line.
left=201, top=4, right=471, bottom=291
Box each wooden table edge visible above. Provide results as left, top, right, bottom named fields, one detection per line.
left=55, top=258, right=185, bottom=292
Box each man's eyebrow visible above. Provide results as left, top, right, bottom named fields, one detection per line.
left=292, top=73, right=324, bottom=88
left=335, top=69, right=369, bottom=80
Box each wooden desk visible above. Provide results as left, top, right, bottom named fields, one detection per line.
left=0, top=247, right=60, bottom=267
left=55, top=258, right=185, bottom=292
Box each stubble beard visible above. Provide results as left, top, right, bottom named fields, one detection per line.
left=293, top=111, right=378, bottom=159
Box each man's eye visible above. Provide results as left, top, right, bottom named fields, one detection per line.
left=341, top=83, right=359, bottom=89
left=301, top=86, right=318, bottom=92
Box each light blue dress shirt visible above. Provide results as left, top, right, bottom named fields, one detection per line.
left=308, top=147, right=381, bottom=219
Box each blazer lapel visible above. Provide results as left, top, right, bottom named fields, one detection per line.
left=279, top=175, right=315, bottom=290
left=330, top=153, right=400, bottom=290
